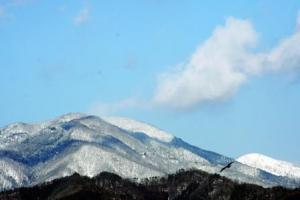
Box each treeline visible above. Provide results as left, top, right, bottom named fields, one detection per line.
left=0, top=169, right=300, bottom=200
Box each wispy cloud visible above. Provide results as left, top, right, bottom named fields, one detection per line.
left=0, top=0, right=35, bottom=20
left=153, top=14, right=300, bottom=110
left=74, top=7, right=90, bottom=26
left=0, top=5, right=5, bottom=18
left=296, top=11, right=300, bottom=31
left=123, top=56, right=138, bottom=70
left=10, top=0, right=34, bottom=6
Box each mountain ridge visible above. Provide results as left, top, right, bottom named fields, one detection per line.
left=237, top=153, right=300, bottom=179
left=0, top=113, right=299, bottom=191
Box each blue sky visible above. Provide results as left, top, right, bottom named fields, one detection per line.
left=1, top=0, right=300, bottom=163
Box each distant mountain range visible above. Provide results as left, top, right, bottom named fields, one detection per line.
left=0, top=113, right=299, bottom=191
left=237, top=153, right=300, bottom=179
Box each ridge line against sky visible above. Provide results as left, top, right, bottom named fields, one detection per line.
left=1, top=1, right=300, bottom=164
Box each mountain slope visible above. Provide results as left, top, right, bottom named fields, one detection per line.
left=0, top=113, right=299, bottom=191
left=237, top=153, right=300, bottom=179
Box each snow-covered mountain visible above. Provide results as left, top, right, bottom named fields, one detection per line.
left=0, top=113, right=299, bottom=191
left=102, top=117, right=174, bottom=142
left=237, top=153, right=300, bottom=179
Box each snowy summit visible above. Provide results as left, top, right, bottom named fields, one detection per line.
left=102, top=117, right=174, bottom=142
left=237, top=153, right=300, bottom=179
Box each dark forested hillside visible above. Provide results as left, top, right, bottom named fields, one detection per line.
left=0, top=169, right=300, bottom=200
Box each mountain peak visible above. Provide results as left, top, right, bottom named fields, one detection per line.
left=237, top=153, right=300, bottom=179
left=56, top=112, right=88, bottom=123
left=102, top=116, right=174, bottom=142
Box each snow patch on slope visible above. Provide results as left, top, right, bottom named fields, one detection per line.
left=103, top=117, right=174, bottom=142
left=34, top=144, right=162, bottom=183
left=0, top=158, right=29, bottom=190
left=237, top=153, right=300, bottom=179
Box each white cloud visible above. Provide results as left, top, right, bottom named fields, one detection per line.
left=88, top=13, right=300, bottom=113
left=265, top=32, right=300, bottom=73
left=74, top=7, right=90, bottom=26
left=154, top=17, right=257, bottom=109
left=154, top=15, right=300, bottom=110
